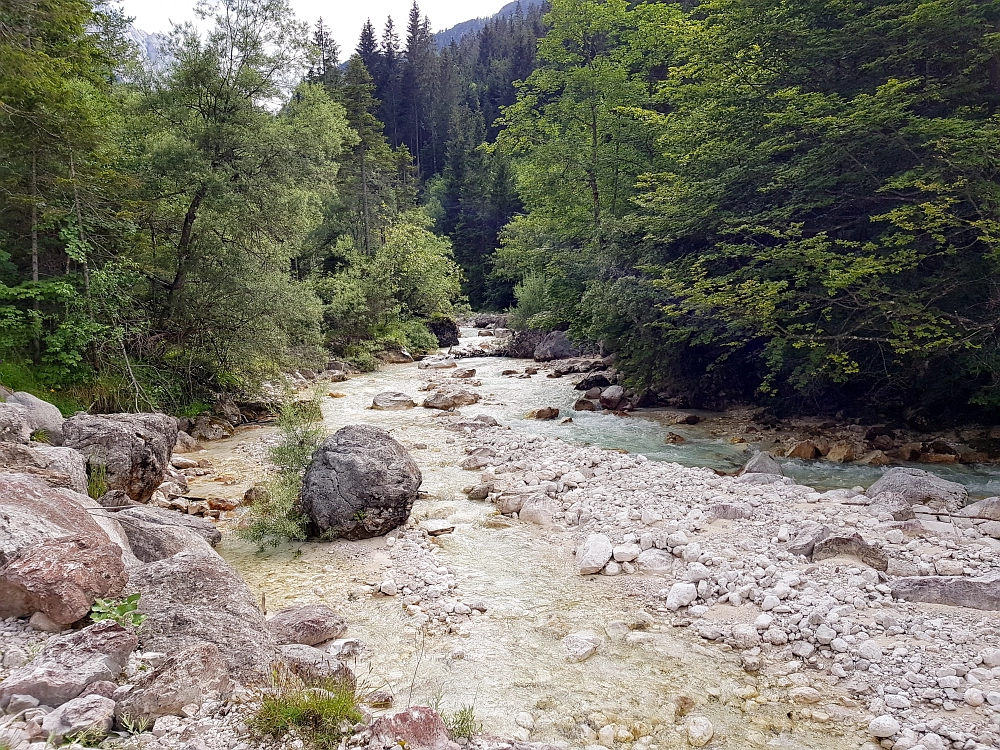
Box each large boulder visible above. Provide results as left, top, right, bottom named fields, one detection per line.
left=891, top=575, right=1000, bottom=611
left=575, top=371, right=612, bottom=391
left=0, top=474, right=131, bottom=624
left=0, top=621, right=137, bottom=709
left=0, top=402, right=32, bottom=444
left=41, top=694, right=116, bottom=742
left=369, top=706, right=459, bottom=750
left=63, top=413, right=178, bottom=503
left=267, top=604, right=347, bottom=646
left=508, top=329, right=546, bottom=359
left=740, top=451, right=783, bottom=476
left=300, top=425, right=422, bottom=540
left=114, top=506, right=219, bottom=562
left=125, top=550, right=276, bottom=681
left=422, top=389, right=480, bottom=410
left=372, top=392, right=417, bottom=411
left=865, top=467, right=968, bottom=511
left=426, top=318, right=460, bottom=348
left=188, top=415, right=235, bottom=442
left=5, top=392, right=65, bottom=445
left=957, top=497, right=1000, bottom=521
left=599, top=385, right=626, bottom=410
left=533, top=330, right=581, bottom=361
left=0, top=442, right=87, bottom=495
left=114, top=643, right=231, bottom=722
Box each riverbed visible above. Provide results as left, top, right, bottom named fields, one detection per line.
left=186, top=332, right=899, bottom=749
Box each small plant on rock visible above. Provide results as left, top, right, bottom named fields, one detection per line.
left=29, top=429, right=50, bottom=444
left=444, top=704, right=482, bottom=740
left=86, top=463, right=108, bottom=500
left=63, top=725, right=108, bottom=747
left=117, top=711, right=152, bottom=735
left=250, top=665, right=363, bottom=750
left=90, top=593, right=146, bottom=631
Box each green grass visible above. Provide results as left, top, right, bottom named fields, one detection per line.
left=250, top=667, right=363, bottom=750
left=87, top=463, right=108, bottom=500
left=0, top=360, right=88, bottom=415
left=444, top=705, right=482, bottom=739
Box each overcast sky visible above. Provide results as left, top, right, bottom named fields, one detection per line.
left=120, top=0, right=506, bottom=54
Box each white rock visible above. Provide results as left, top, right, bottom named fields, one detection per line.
left=884, top=694, right=910, bottom=709
left=563, top=631, right=602, bottom=662
left=603, top=561, right=622, bottom=576
left=515, top=712, right=534, bottom=730
left=868, top=715, right=900, bottom=738
left=686, top=716, right=714, bottom=747
left=380, top=580, right=397, bottom=596
left=760, top=595, right=780, bottom=611
left=635, top=548, right=674, bottom=575
left=612, top=543, right=641, bottom=562
left=577, top=534, right=614, bottom=575
left=665, top=582, right=697, bottom=611
left=981, top=647, right=1000, bottom=667
left=965, top=688, right=985, bottom=707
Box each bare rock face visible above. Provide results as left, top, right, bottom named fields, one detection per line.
left=124, top=550, right=276, bottom=681
left=956, top=497, right=1000, bottom=521
left=6, top=392, right=65, bottom=445
left=508, top=329, right=546, bottom=359
left=891, top=575, right=1000, bottom=610
left=267, top=604, right=347, bottom=646
left=573, top=399, right=597, bottom=412
left=0, top=442, right=87, bottom=495
left=865, top=467, right=968, bottom=512
left=812, top=532, right=888, bottom=571
left=0, top=402, right=32, bottom=444
left=785, top=441, right=819, bottom=460
left=0, top=621, right=137, bottom=709
left=41, top=694, right=116, bottom=742
left=372, top=392, right=417, bottom=411
left=0, top=473, right=129, bottom=624
left=114, top=643, right=232, bottom=722
left=63, top=413, right=178, bottom=503
left=300, top=425, right=422, bottom=540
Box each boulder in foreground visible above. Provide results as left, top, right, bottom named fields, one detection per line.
left=300, top=425, right=421, bottom=540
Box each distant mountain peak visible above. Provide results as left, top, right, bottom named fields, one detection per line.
left=434, top=0, right=545, bottom=49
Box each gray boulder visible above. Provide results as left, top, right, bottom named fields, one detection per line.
left=533, top=330, right=581, bottom=361
left=865, top=467, right=968, bottom=511
left=6, top=392, right=65, bottom=445
left=188, top=415, right=234, bottom=442
left=301, top=425, right=421, bottom=540
left=422, top=389, right=480, bottom=410
left=0, top=402, right=32, bottom=444
left=114, top=643, right=231, bottom=722
left=124, top=550, right=276, bottom=681
left=812, top=532, right=888, bottom=571
left=279, top=644, right=354, bottom=685
left=956, top=497, right=1000, bottom=521
left=599, top=385, right=625, bottom=410
left=740, top=451, right=783, bottom=476
left=891, top=575, right=1000, bottom=611
left=868, top=491, right=915, bottom=521
left=0, top=621, right=137, bottom=709
left=63, top=413, right=178, bottom=503
left=508, top=329, right=545, bottom=359
left=267, top=604, right=347, bottom=646
left=372, top=392, right=416, bottom=411
left=41, top=694, right=116, bottom=742
left=114, top=506, right=218, bottom=562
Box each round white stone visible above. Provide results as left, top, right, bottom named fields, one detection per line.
left=868, top=715, right=900, bottom=738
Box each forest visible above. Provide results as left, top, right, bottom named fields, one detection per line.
left=3, top=0, right=1000, bottom=423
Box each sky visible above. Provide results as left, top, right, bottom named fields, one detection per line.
left=120, top=0, right=506, bottom=54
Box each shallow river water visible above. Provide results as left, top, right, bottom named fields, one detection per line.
left=204, top=331, right=997, bottom=749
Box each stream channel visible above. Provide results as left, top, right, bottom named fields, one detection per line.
left=196, top=329, right=1000, bottom=750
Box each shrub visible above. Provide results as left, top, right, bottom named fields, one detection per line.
left=90, top=592, right=146, bottom=631
left=444, top=705, right=482, bottom=739
left=509, top=273, right=551, bottom=330
left=250, top=666, right=363, bottom=750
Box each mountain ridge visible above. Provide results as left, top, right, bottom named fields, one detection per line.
left=433, top=0, right=545, bottom=48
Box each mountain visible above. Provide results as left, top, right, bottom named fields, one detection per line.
left=433, top=0, right=545, bottom=49
left=126, top=24, right=166, bottom=64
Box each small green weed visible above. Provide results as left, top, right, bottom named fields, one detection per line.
left=90, top=593, right=146, bottom=631
left=250, top=666, right=363, bottom=750
left=118, top=711, right=152, bottom=735
left=29, top=429, right=51, bottom=444
left=444, top=704, right=482, bottom=739
left=87, top=463, right=108, bottom=500
left=63, top=725, right=107, bottom=747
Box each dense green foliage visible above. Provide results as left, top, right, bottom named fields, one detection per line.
left=0, top=0, right=463, bottom=411
left=485, top=0, right=1000, bottom=421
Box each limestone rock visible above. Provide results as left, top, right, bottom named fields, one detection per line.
left=686, top=717, right=714, bottom=748
left=426, top=318, right=460, bottom=348
left=40, top=694, right=115, bottom=742
left=300, top=425, right=422, bottom=540
left=0, top=621, right=137, bottom=709
left=124, top=550, right=276, bottom=681
left=0, top=442, right=87, bottom=495
left=825, top=441, right=856, bottom=463
left=665, top=582, right=697, bottom=610
left=369, top=706, right=459, bottom=750
left=562, top=631, right=601, bottom=662
left=785, top=521, right=830, bottom=558
left=372, top=392, right=416, bottom=411
left=422, top=389, right=480, bottom=410
left=891, top=574, right=1000, bottom=611
left=268, top=604, right=347, bottom=646
left=599, top=386, right=625, bottom=410
left=533, top=331, right=580, bottom=362
left=416, top=356, right=457, bottom=370
left=0, top=402, right=32, bottom=444
left=115, top=506, right=218, bottom=562
left=812, top=533, right=888, bottom=571
left=635, top=548, right=674, bottom=575
left=956, top=496, right=1000, bottom=521
left=741, top=451, right=783, bottom=476
left=865, top=467, right=968, bottom=512
left=572, top=399, right=597, bottom=412
left=867, top=492, right=914, bottom=520
left=785, top=441, right=819, bottom=460
left=577, top=534, right=613, bottom=575
left=279, top=644, right=354, bottom=685
left=173, top=431, right=203, bottom=454
left=63, top=413, right=178, bottom=503
left=525, top=407, right=559, bottom=420
left=6, top=392, right=65, bottom=445
left=519, top=495, right=557, bottom=526
left=188, top=416, right=234, bottom=442
left=114, top=643, right=231, bottom=722
left=868, top=715, right=900, bottom=739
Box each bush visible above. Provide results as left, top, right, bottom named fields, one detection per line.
left=509, top=273, right=552, bottom=330
left=237, top=391, right=326, bottom=548
left=250, top=666, right=363, bottom=750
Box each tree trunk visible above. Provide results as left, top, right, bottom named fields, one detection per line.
left=31, top=151, right=40, bottom=362
left=360, top=145, right=371, bottom=254
left=165, top=185, right=208, bottom=321
left=589, top=99, right=601, bottom=250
